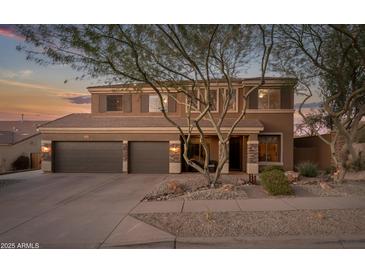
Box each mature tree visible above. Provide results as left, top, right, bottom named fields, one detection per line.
left=273, top=24, right=365, bottom=182
left=16, top=25, right=274, bottom=187
left=295, top=108, right=332, bottom=137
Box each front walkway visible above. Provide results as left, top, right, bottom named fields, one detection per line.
left=131, top=196, right=365, bottom=213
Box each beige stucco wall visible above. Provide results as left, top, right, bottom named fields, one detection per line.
left=248, top=113, right=294, bottom=171
left=0, top=134, right=41, bottom=173
left=91, top=92, right=183, bottom=116
left=42, top=133, right=180, bottom=142
left=294, top=134, right=332, bottom=170
left=91, top=83, right=294, bottom=118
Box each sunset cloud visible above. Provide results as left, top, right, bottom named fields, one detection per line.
left=0, top=79, right=84, bottom=95
left=0, top=78, right=90, bottom=120
left=65, top=95, right=91, bottom=104
left=0, top=25, right=23, bottom=40
left=0, top=69, right=33, bottom=79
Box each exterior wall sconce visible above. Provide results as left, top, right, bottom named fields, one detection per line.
left=41, top=143, right=52, bottom=161
left=169, top=146, right=180, bottom=153
left=41, top=145, right=51, bottom=153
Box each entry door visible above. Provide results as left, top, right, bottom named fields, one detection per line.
left=229, top=137, right=242, bottom=171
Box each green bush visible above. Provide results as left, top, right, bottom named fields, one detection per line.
left=297, top=162, right=319, bottom=177
left=12, top=155, right=30, bottom=170
left=260, top=169, right=293, bottom=196
left=261, top=165, right=285, bottom=173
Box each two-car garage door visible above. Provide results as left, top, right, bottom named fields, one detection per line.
left=53, top=141, right=169, bottom=173
left=54, top=142, right=123, bottom=173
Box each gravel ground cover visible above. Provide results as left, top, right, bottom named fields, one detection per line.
left=143, top=173, right=250, bottom=201
left=178, top=185, right=248, bottom=200
left=143, top=173, right=365, bottom=201
left=297, top=182, right=365, bottom=197
left=132, top=208, right=365, bottom=238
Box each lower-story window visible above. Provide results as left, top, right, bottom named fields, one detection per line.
left=188, top=143, right=210, bottom=164
left=258, top=135, right=281, bottom=162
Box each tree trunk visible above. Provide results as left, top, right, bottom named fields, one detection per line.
left=334, top=165, right=347, bottom=184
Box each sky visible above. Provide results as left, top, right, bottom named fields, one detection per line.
left=0, top=25, right=94, bottom=121
left=0, top=25, right=319, bottom=122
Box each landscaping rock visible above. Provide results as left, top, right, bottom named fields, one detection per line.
left=222, top=184, right=234, bottom=191
left=285, top=171, right=300, bottom=183
left=319, top=181, right=333, bottom=191
left=166, top=180, right=185, bottom=194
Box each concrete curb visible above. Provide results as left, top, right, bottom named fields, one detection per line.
left=100, top=234, right=365, bottom=249
left=102, top=240, right=176, bottom=249
left=175, top=235, right=365, bottom=249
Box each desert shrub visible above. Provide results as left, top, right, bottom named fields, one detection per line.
left=297, top=161, right=319, bottom=177
left=261, top=165, right=285, bottom=173
left=260, top=169, right=293, bottom=196
left=12, top=155, right=30, bottom=170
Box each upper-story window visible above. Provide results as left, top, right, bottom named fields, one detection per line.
left=149, top=94, right=168, bottom=112
left=209, top=90, right=219, bottom=112
left=258, top=89, right=281, bottom=109
left=187, top=89, right=219, bottom=112
left=106, top=95, right=123, bottom=111
left=222, top=88, right=238, bottom=112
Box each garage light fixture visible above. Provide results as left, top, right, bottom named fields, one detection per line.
left=169, top=146, right=180, bottom=153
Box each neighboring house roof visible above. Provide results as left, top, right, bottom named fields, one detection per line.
left=0, top=121, right=47, bottom=144
left=39, top=113, right=263, bottom=129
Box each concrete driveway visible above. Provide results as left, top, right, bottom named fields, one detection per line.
left=0, top=171, right=166, bottom=248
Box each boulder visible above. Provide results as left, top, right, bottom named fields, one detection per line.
left=221, top=184, right=234, bottom=192
left=166, top=180, right=185, bottom=194
left=319, top=181, right=333, bottom=191
left=285, top=171, right=300, bottom=183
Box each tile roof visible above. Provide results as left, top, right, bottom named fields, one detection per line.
left=39, top=113, right=263, bottom=129
left=0, top=121, right=47, bottom=144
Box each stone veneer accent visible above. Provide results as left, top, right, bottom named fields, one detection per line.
left=41, top=140, right=52, bottom=172
left=122, top=141, right=128, bottom=173
left=169, top=140, right=181, bottom=173
left=247, top=141, right=258, bottom=164
left=247, top=134, right=259, bottom=174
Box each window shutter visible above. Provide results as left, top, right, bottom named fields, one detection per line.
left=123, top=94, right=132, bottom=112
left=99, top=95, right=107, bottom=113
left=140, top=94, right=149, bottom=112
left=168, top=94, right=177, bottom=112
left=280, top=86, right=292, bottom=109
left=248, top=88, right=258, bottom=109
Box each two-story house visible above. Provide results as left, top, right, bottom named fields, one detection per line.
left=39, top=77, right=297, bottom=174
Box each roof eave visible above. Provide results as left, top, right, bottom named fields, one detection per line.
left=39, top=126, right=264, bottom=134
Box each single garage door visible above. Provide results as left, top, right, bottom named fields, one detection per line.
left=54, top=142, right=123, bottom=173
left=129, top=141, right=169, bottom=173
